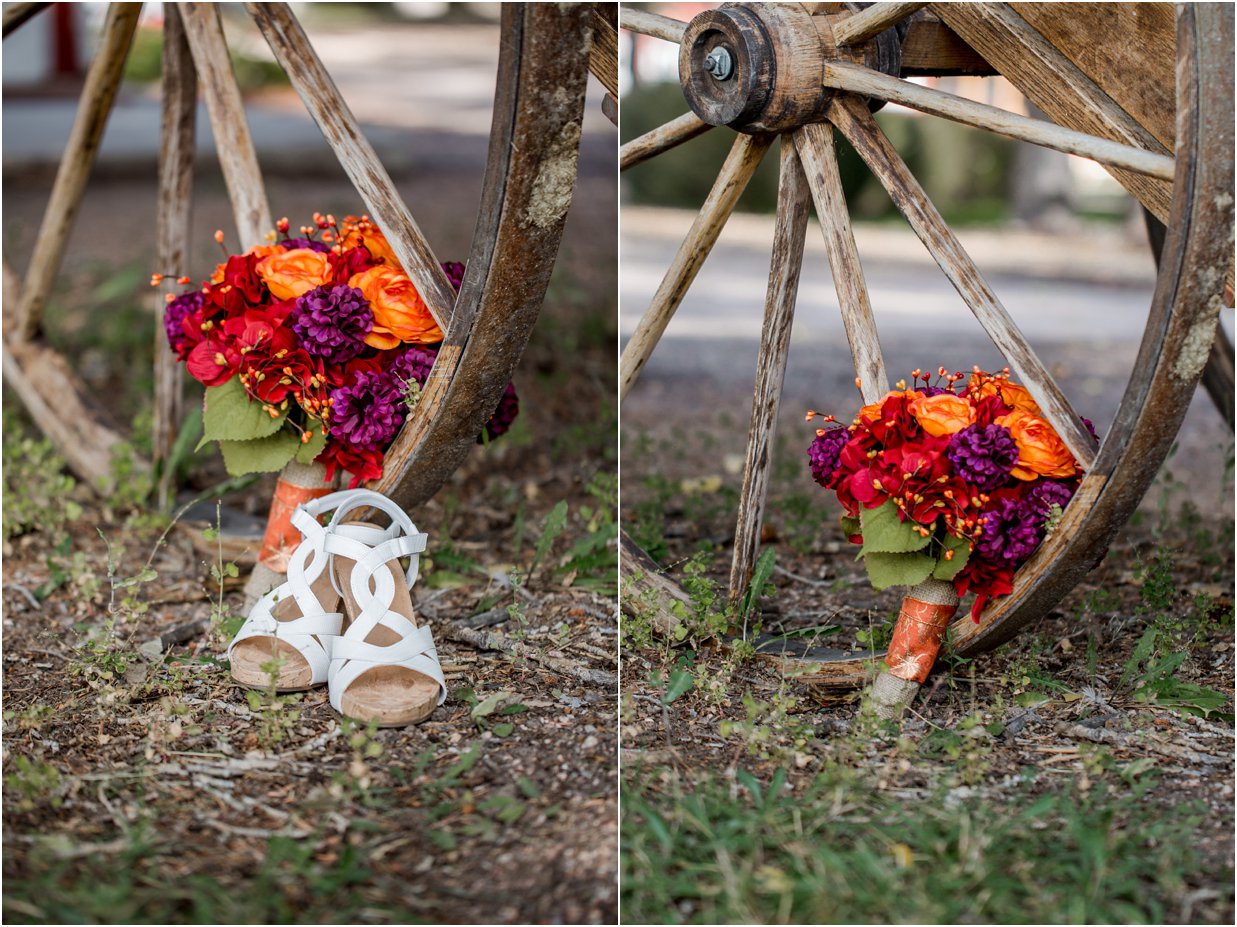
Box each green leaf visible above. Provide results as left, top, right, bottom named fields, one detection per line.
left=661, top=667, right=694, bottom=705
left=217, top=430, right=300, bottom=477
left=862, top=550, right=935, bottom=591
left=470, top=690, right=511, bottom=721
left=840, top=515, right=861, bottom=539
left=294, top=427, right=327, bottom=465
left=530, top=500, right=569, bottom=577
left=739, top=547, right=776, bottom=622
left=933, top=533, right=972, bottom=581
left=859, top=501, right=932, bottom=554
left=201, top=378, right=287, bottom=446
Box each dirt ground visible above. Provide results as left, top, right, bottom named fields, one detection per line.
left=2, top=117, right=618, bottom=922
left=619, top=352, right=1235, bottom=922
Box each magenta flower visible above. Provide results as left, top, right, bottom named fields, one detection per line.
left=292, top=284, right=373, bottom=364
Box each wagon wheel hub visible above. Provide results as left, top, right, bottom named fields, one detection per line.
left=678, top=3, right=901, bottom=133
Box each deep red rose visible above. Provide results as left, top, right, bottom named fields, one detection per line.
left=232, top=323, right=313, bottom=404
left=973, top=394, right=1013, bottom=427
left=869, top=392, right=924, bottom=448
left=953, top=555, right=1016, bottom=621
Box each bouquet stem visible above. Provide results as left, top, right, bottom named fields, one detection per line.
left=866, top=577, right=959, bottom=721
left=241, top=460, right=338, bottom=608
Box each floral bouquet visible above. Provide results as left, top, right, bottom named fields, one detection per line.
left=806, top=367, right=1092, bottom=714
left=160, top=214, right=517, bottom=577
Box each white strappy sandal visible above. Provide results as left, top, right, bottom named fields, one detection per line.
left=321, top=490, right=446, bottom=726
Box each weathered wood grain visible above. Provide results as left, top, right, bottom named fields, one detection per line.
left=2, top=1, right=49, bottom=37
left=729, top=138, right=812, bottom=601
left=828, top=94, right=1096, bottom=468
left=619, top=134, right=773, bottom=401
left=619, top=111, right=712, bottom=171
left=1010, top=2, right=1177, bottom=150
left=373, top=4, right=590, bottom=510
left=620, top=530, right=689, bottom=639
left=619, top=5, right=686, bottom=43
left=153, top=4, right=197, bottom=509
left=795, top=122, right=887, bottom=406
left=178, top=2, right=272, bottom=249
left=246, top=2, right=454, bottom=332
left=3, top=338, right=148, bottom=493
left=588, top=4, right=619, bottom=98
left=898, top=11, right=995, bottom=76
left=830, top=1, right=928, bottom=47
left=933, top=2, right=1173, bottom=224
left=13, top=2, right=141, bottom=342
left=821, top=59, right=1174, bottom=181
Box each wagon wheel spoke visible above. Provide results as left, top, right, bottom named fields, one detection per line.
left=620, top=112, right=713, bottom=171
left=828, top=1, right=929, bottom=47
left=152, top=3, right=198, bottom=509
left=930, top=2, right=1171, bottom=225
left=589, top=2, right=619, bottom=121
left=12, top=2, right=141, bottom=343
left=827, top=93, right=1097, bottom=469
left=246, top=2, right=455, bottom=332
left=2, top=1, right=49, bottom=37
left=619, top=133, right=773, bottom=401
left=619, top=5, right=687, bottom=44
left=729, top=137, right=813, bottom=602
left=821, top=59, right=1174, bottom=181
left=794, top=122, right=887, bottom=406
left=177, top=2, right=271, bottom=248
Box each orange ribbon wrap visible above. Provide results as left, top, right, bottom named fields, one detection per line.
left=256, top=466, right=334, bottom=572
left=883, top=593, right=958, bottom=684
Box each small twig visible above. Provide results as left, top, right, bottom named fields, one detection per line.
left=3, top=583, right=42, bottom=611
left=772, top=565, right=832, bottom=587
left=1052, top=721, right=1229, bottom=766
left=441, top=624, right=617, bottom=688
left=145, top=616, right=211, bottom=652
left=459, top=608, right=510, bottom=630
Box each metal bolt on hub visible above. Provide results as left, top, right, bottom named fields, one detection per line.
left=703, top=45, right=734, bottom=81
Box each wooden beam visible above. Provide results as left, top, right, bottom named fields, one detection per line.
left=730, top=138, right=812, bottom=601
left=178, top=2, right=272, bottom=249
left=13, top=3, right=142, bottom=343
left=823, top=59, right=1174, bottom=181
left=620, top=111, right=712, bottom=171
left=588, top=5, right=619, bottom=98
left=619, top=134, right=773, bottom=401
left=245, top=2, right=455, bottom=332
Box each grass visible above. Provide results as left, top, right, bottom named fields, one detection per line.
left=622, top=765, right=1218, bottom=925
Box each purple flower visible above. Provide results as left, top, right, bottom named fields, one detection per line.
left=330, top=370, right=404, bottom=448
left=164, top=290, right=204, bottom=357
left=441, top=261, right=466, bottom=293
left=807, top=428, right=849, bottom=487
left=1082, top=417, right=1100, bottom=445
left=482, top=382, right=519, bottom=442
left=389, top=344, right=439, bottom=392
left=281, top=237, right=332, bottom=253
left=918, top=385, right=955, bottom=398
left=975, top=495, right=1043, bottom=564
left=292, top=285, right=373, bottom=364
left=947, top=423, right=1019, bottom=492
left=1028, top=479, right=1075, bottom=520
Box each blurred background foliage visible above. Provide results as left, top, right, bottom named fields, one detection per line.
left=621, top=82, right=1016, bottom=224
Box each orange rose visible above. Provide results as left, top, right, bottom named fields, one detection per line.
left=909, top=393, right=976, bottom=437
left=350, top=265, right=443, bottom=348
left=858, top=389, right=922, bottom=425
left=997, top=409, right=1078, bottom=480
left=255, top=248, right=332, bottom=300
left=973, top=375, right=1041, bottom=415
left=211, top=244, right=281, bottom=284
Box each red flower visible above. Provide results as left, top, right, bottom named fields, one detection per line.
left=206, top=253, right=268, bottom=315
left=328, top=244, right=375, bottom=282
left=953, top=556, right=1016, bottom=622
left=186, top=337, right=240, bottom=386
left=869, top=392, right=925, bottom=448
left=973, top=394, right=1013, bottom=427
left=229, top=321, right=313, bottom=404
left=318, top=439, right=384, bottom=488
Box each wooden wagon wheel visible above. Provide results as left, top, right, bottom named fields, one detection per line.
left=2, top=2, right=615, bottom=513
left=618, top=2, right=1234, bottom=686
